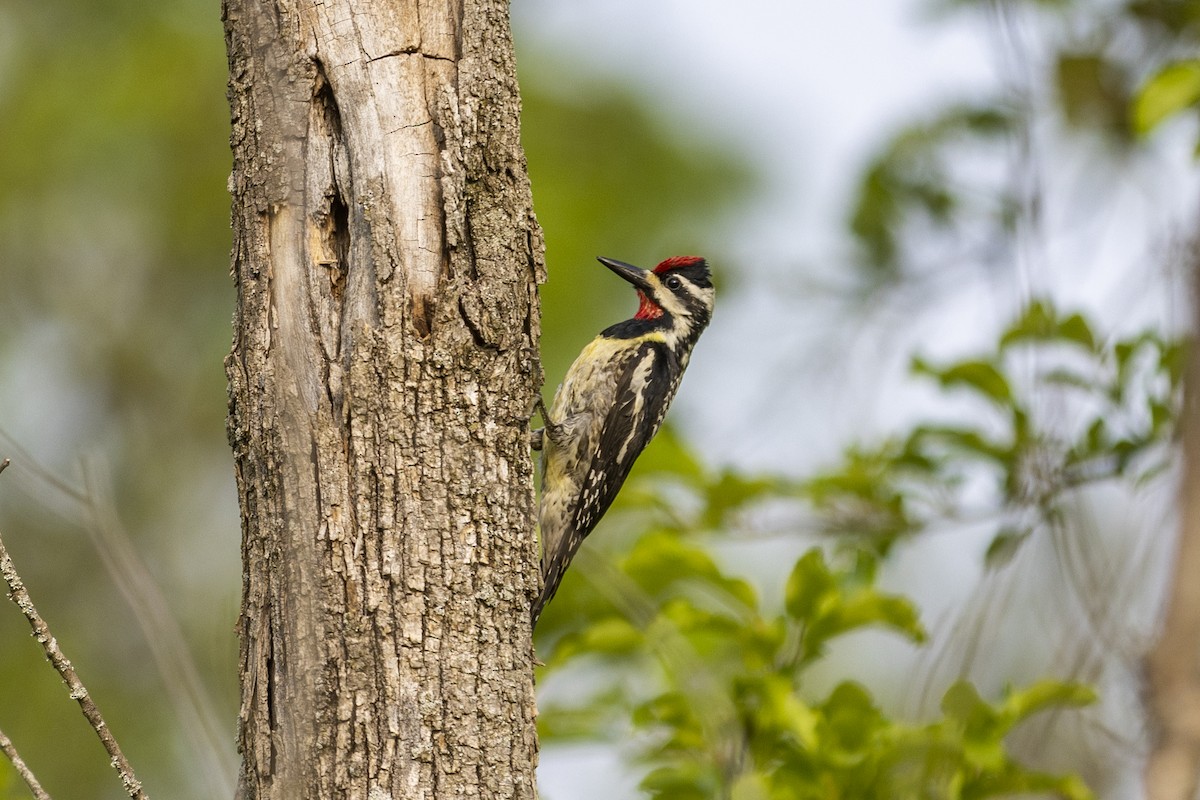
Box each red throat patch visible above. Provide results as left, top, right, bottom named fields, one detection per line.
left=635, top=290, right=664, bottom=320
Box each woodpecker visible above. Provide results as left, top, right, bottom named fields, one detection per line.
left=531, top=255, right=715, bottom=625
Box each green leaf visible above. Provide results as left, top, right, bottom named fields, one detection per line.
left=821, top=682, right=885, bottom=755
left=701, top=470, right=779, bottom=528
left=1161, top=339, right=1187, bottom=390
left=964, top=769, right=1095, bottom=800
left=1085, top=417, right=1106, bottom=451
left=1000, top=679, right=1096, bottom=724
left=537, top=685, right=631, bottom=739
left=942, top=679, right=1096, bottom=762
left=786, top=550, right=925, bottom=662
left=846, top=103, right=1013, bottom=277
left=627, top=531, right=761, bottom=613
left=633, top=691, right=707, bottom=753
left=760, top=674, right=822, bottom=751
left=629, top=424, right=706, bottom=481
left=1133, top=60, right=1200, bottom=135
left=543, top=615, right=646, bottom=666
left=640, top=764, right=718, bottom=800
left=578, top=616, right=643, bottom=654
left=624, top=532, right=722, bottom=592
left=940, top=682, right=1009, bottom=771
left=1000, top=300, right=1056, bottom=348
left=659, top=598, right=745, bottom=647
left=999, top=301, right=1097, bottom=352
left=833, top=593, right=927, bottom=644
left=1041, top=367, right=1098, bottom=392
left=941, top=681, right=993, bottom=728
left=913, top=424, right=1012, bottom=465
left=1150, top=400, right=1173, bottom=435
left=1058, top=313, right=1097, bottom=350
left=736, top=618, right=790, bottom=673
left=1056, top=52, right=1130, bottom=133
left=913, top=357, right=1013, bottom=405
left=983, top=527, right=1028, bottom=569
left=730, top=772, right=772, bottom=800
left=801, top=591, right=926, bottom=664
left=785, top=550, right=836, bottom=622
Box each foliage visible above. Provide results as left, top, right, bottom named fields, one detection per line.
left=848, top=104, right=1016, bottom=279
left=802, top=301, right=1182, bottom=560
left=1133, top=60, right=1200, bottom=136
left=533, top=301, right=1177, bottom=798
left=848, top=0, right=1200, bottom=287
left=539, top=537, right=1096, bottom=798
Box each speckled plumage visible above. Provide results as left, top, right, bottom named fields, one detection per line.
left=533, top=256, right=714, bottom=625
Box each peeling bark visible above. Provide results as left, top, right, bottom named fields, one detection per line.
left=222, top=1, right=544, bottom=796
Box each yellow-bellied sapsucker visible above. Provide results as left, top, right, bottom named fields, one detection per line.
left=531, top=255, right=715, bottom=625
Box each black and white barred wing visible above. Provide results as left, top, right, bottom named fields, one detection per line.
left=570, top=340, right=678, bottom=537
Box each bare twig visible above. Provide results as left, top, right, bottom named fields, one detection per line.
left=0, top=725, right=52, bottom=800
left=0, top=439, right=236, bottom=794
left=0, top=529, right=149, bottom=799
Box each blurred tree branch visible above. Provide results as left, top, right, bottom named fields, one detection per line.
left=1144, top=251, right=1200, bottom=800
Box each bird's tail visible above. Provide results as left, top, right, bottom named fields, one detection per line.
left=531, top=525, right=585, bottom=627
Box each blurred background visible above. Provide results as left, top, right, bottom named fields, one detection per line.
left=0, top=0, right=1197, bottom=797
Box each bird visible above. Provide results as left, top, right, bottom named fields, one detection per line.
left=531, top=255, right=715, bottom=626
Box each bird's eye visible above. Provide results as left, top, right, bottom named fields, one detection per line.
left=665, top=275, right=682, bottom=290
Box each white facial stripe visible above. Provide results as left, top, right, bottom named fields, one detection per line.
left=650, top=273, right=711, bottom=319
left=678, top=279, right=708, bottom=305
left=657, top=289, right=690, bottom=317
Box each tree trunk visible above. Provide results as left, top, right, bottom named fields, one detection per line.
left=221, top=1, right=543, bottom=797
left=1144, top=260, right=1200, bottom=800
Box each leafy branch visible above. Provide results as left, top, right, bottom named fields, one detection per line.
left=534, top=303, right=1180, bottom=798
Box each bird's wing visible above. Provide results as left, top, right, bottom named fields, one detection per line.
left=570, top=340, right=677, bottom=537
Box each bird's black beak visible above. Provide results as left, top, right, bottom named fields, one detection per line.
left=597, top=256, right=654, bottom=292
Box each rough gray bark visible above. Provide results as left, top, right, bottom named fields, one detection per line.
left=222, top=1, right=543, bottom=797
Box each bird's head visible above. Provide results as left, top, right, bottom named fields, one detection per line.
left=597, top=255, right=715, bottom=336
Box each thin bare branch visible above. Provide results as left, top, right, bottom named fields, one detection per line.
left=0, top=725, right=52, bottom=800
left=0, top=445, right=235, bottom=794
left=0, top=436, right=85, bottom=504
left=0, top=529, right=149, bottom=799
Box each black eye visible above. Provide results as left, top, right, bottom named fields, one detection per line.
left=665, top=275, right=682, bottom=290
